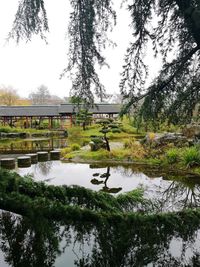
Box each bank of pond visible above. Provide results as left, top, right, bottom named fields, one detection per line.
left=0, top=161, right=200, bottom=266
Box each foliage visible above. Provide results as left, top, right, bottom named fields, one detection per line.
left=0, top=87, right=19, bottom=106
left=166, top=148, right=180, bottom=164
left=7, top=0, right=200, bottom=119
left=70, top=143, right=81, bottom=151
left=182, top=147, right=200, bottom=167
left=61, top=143, right=81, bottom=157
left=64, top=0, right=116, bottom=105
left=96, top=119, right=122, bottom=151
left=76, top=109, right=93, bottom=130
left=120, top=1, right=200, bottom=125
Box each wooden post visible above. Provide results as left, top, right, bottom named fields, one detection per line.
left=30, top=117, right=33, bottom=128
left=26, top=117, right=29, bottom=128
left=70, top=114, right=73, bottom=127
left=49, top=117, right=51, bottom=129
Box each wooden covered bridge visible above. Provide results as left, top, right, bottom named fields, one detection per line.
left=0, top=104, right=121, bottom=129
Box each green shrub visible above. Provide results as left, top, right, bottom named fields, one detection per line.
left=0, top=126, right=17, bottom=133
left=111, top=128, right=121, bottom=133
left=70, top=143, right=81, bottom=151
left=182, top=147, right=200, bottom=167
left=166, top=148, right=179, bottom=164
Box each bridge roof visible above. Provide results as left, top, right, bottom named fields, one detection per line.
left=0, top=104, right=121, bottom=117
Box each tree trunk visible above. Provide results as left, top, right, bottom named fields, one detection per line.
left=104, top=134, right=110, bottom=151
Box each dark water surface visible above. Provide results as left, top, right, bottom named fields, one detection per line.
left=0, top=208, right=200, bottom=267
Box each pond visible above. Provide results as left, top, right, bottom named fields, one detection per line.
left=0, top=208, right=200, bottom=267
left=0, top=137, right=68, bottom=153
left=16, top=161, right=200, bottom=212
left=1, top=161, right=200, bottom=266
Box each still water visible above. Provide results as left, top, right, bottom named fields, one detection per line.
left=0, top=208, right=200, bottom=267
left=17, top=161, right=200, bottom=212
left=1, top=162, right=200, bottom=266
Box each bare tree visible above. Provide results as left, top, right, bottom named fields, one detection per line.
left=0, top=86, right=19, bottom=106
left=29, top=85, right=51, bottom=105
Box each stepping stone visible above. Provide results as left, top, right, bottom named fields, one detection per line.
left=50, top=150, right=61, bottom=160
left=17, top=156, right=31, bottom=168
left=37, top=151, right=49, bottom=162
left=25, top=153, right=38, bottom=164
left=0, top=158, right=15, bottom=169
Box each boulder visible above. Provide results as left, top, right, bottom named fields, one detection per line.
left=182, top=124, right=200, bottom=139
left=141, top=132, right=188, bottom=147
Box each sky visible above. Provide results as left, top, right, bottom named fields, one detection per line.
left=0, top=1, right=161, bottom=99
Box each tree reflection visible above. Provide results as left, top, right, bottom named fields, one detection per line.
left=0, top=212, right=64, bottom=267
left=90, top=166, right=122, bottom=194
left=34, top=161, right=53, bottom=176
left=159, top=179, right=200, bottom=211
left=1, top=210, right=200, bottom=267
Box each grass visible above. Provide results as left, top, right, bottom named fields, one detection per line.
left=166, top=148, right=180, bottom=164
left=0, top=125, right=51, bottom=134
left=182, top=147, right=200, bottom=167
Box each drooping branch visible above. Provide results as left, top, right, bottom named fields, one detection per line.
left=63, top=0, right=116, bottom=106
left=9, top=0, right=49, bottom=42
left=120, top=0, right=200, bottom=123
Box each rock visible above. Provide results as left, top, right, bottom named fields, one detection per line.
left=142, top=132, right=188, bottom=147
left=182, top=124, right=200, bottom=139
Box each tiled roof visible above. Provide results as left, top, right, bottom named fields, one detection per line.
left=0, top=104, right=121, bottom=116
left=59, top=104, right=121, bottom=114
left=0, top=106, right=59, bottom=116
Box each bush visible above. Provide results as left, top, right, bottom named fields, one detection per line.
left=182, top=147, right=200, bottom=167
left=111, top=128, right=121, bottom=133
left=124, top=138, right=136, bottom=149
left=166, top=148, right=179, bottom=164
left=121, top=124, right=137, bottom=134
left=70, top=143, right=81, bottom=151
left=0, top=126, right=20, bottom=133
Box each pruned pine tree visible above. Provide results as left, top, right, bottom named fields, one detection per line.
left=76, top=109, right=93, bottom=130
left=9, top=0, right=200, bottom=123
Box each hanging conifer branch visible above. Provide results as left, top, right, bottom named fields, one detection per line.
left=9, top=0, right=49, bottom=42
left=120, top=0, right=200, bottom=124
left=64, top=0, right=116, bottom=106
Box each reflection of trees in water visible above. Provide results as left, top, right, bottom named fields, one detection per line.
left=159, top=180, right=200, bottom=211
left=1, top=210, right=200, bottom=267
left=91, top=165, right=200, bottom=212
left=0, top=212, right=62, bottom=267
left=34, top=161, right=53, bottom=176
left=91, top=166, right=122, bottom=194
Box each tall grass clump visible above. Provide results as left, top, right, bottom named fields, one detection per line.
left=166, top=148, right=180, bottom=164
left=182, top=147, right=200, bottom=167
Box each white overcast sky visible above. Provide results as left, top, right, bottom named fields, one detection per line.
left=0, top=1, right=161, bottom=98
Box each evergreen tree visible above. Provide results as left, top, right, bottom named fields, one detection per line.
left=9, top=0, right=200, bottom=122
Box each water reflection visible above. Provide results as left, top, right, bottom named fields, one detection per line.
left=159, top=180, right=200, bottom=211
left=0, top=138, right=68, bottom=153
left=1, top=209, right=200, bottom=267
left=33, top=161, right=53, bottom=176
left=91, top=167, right=122, bottom=194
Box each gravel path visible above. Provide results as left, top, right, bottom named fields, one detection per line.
left=81, top=141, right=123, bottom=151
